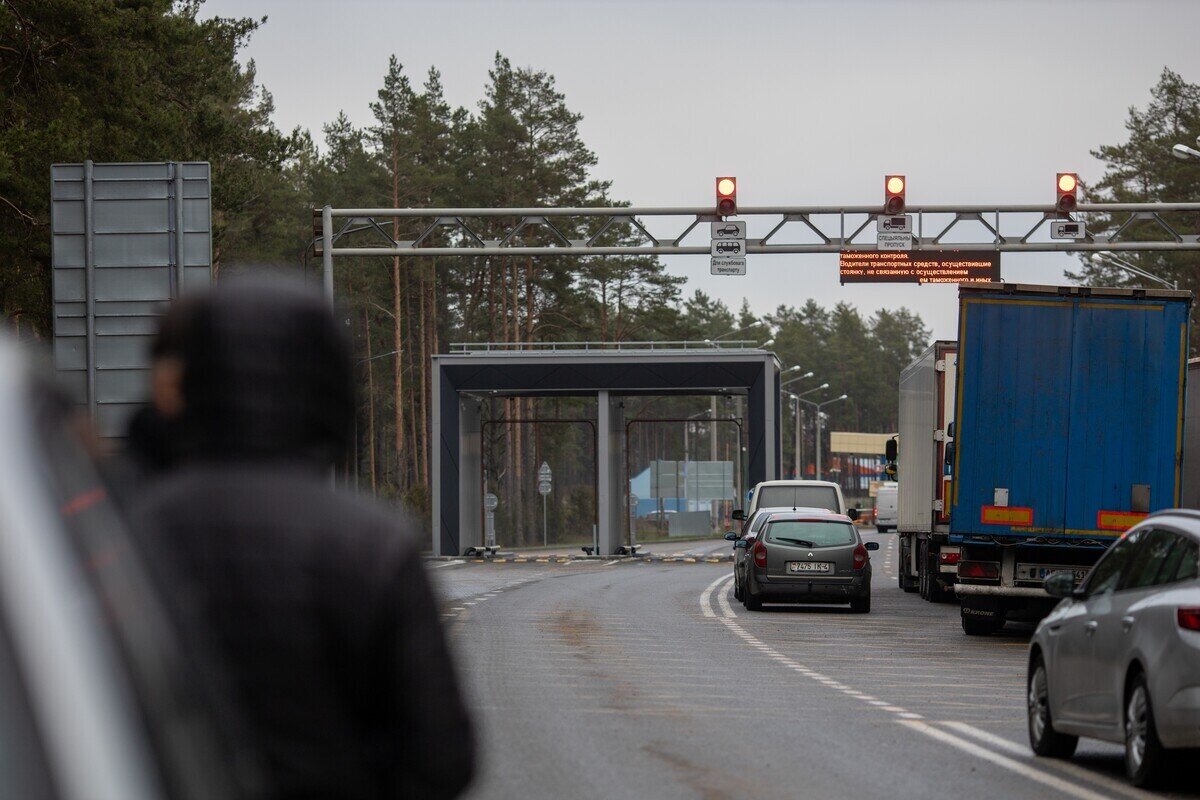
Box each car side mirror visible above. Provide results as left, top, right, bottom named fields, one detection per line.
left=724, top=531, right=738, bottom=542
left=946, top=420, right=956, bottom=440
left=846, top=508, right=859, bottom=521
left=1043, top=571, right=1078, bottom=599
left=734, top=539, right=749, bottom=549
left=731, top=509, right=745, bottom=521
left=865, top=541, right=880, bottom=551
left=944, top=441, right=955, bottom=467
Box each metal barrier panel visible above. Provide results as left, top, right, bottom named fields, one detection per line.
left=51, top=161, right=212, bottom=437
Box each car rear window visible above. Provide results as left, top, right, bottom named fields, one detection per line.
left=765, top=520, right=856, bottom=547
left=756, top=486, right=839, bottom=512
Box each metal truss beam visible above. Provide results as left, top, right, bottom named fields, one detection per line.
left=317, top=203, right=1200, bottom=260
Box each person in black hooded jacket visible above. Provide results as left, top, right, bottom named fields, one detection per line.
left=130, top=277, right=474, bottom=799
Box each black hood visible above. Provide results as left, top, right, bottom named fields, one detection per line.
left=170, top=277, right=353, bottom=468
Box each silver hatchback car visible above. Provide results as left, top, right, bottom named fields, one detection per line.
left=1026, top=510, right=1200, bottom=788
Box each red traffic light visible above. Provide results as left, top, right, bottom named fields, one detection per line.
left=884, top=175, right=906, bottom=215
left=716, top=176, right=737, bottom=217
left=1056, top=173, right=1078, bottom=213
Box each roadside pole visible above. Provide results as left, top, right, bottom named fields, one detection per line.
left=538, top=461, right=553, bottom=547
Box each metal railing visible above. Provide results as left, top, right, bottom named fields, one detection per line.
left=448, top=340, right=762, bottom=354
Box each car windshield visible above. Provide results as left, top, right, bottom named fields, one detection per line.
left=756, top=486, right=838, bottom=512
left=765, top=520, right=856, bottom=547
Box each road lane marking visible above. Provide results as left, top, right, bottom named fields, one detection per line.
left=701, top=575, right=1136, bottom=799
left=430, top=560, right=466, bottom=568
left=940, top=722, right=1154, bottom=800
left=897, top=720, right=1111, bottom=800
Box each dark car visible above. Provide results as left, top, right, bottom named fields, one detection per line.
left=738, top=511, right=878, bottom=613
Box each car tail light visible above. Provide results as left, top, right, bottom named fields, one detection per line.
left=939, top=551, right=961, bottom=565
left=752, top=540, right=768, bottom=568
left=1178, top=608, right=1200, bottom=631
left=958, top=561, right=1000, bottom=580
left=853, top=543, right=868, bottom=569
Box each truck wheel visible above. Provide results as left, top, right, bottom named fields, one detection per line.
left=1027, top=657, right=1078, bottom=758
left=918, top=540, right=933, bottom=601
left=1125, top=673, right=1172, bottom=788
left=926, top=551, right=949, bottom=603
left=898, top=539, right=918, bottom=593
left=962, top=611, right=1002, bottom=636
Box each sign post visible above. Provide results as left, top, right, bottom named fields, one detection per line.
left=484, top=492, right=499, bottom=551
left=710, top=221, right=747, bottom=276
left=538, top=461, right=552, bottom=547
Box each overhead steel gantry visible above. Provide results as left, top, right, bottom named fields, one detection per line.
left=316, top=198, right=1200, bottom=554
left=316, top=201, right=1200, bottom=294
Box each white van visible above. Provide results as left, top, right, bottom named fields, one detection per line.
left=733, top=480, right=857, bottom=523
left=874, top=482, right=898, bottom=532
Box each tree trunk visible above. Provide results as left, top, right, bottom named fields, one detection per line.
left=364, top=307, right=378, bottom=493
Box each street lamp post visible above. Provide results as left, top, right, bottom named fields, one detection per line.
left=794, top=392, right=848, bottom=481
left=1087, top=252, right=1177, bottom=290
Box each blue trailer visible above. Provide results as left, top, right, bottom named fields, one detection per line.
left=950, top=283, right=1192, bottom=635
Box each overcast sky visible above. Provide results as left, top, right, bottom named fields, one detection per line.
left=203, top=0, right=1200, bottom=340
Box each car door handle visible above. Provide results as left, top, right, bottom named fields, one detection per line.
left=1084, top=620, right=1099, bottom=634
left=1121, top=615, right=1135, bottom=631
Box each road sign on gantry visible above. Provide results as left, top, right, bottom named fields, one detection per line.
left=710, top=220, right=747, bottom=274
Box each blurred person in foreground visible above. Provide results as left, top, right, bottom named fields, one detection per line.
left=129, top=278, right=474, bottom=799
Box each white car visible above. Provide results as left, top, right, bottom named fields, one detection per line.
left=1026, top=510, right=1200, bottom=788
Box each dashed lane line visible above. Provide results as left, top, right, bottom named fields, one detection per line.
left=701, top=573, right=1124, bottom=800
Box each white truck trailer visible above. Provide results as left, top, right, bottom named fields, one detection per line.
left=895, top=340, right=958, bottom=602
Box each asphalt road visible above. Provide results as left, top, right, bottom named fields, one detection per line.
left=429, top=530, right=1199, bottom=800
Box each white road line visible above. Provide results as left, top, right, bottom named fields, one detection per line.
left=699, top=572, right=730, bottom=618
left=940, top=722, right=1154, bottom=800
left=898, top=720, right=1112, bottom=800
left=702, top=576, right=1122, bottom=800
left=430, top=560, right=466, bottom=569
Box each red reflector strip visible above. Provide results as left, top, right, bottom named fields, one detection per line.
left=1097, top=511, right=1148, bottom=531
left=980, top=506, right=1033, bottom=525
left=939, top=552, right=961, bottom=564
left=958, top=561, right=1000, bottom=579
left=1178, top=608, right=1200, bottom=631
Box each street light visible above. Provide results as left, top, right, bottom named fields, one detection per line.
left=705, top=321, right=773, bottom=345
left=1172, top=137, right=1200, bottom=161
left=781, top=370, right=815, bottom=389
left=792, top=392, right=848, bottom=481
left=1087, top=252, right=1177, bottom=290
left=795, top=382, right=829, bottom=398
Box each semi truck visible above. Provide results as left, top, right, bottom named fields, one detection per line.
left=950, top=283, right=1191, bottom=635
left=895, top=340, right=958, bottom=601
left=1186, top=358, right=1200, bottom=509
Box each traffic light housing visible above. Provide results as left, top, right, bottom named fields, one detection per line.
left=716, top=177, right=737, bottom=217
left=1056, top=173, right=1078, bottom=214
left=884, top=175, right=906, bottom=215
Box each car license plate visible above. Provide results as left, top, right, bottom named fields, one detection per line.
left=1017, top=564, right=1089, bottom=583
left=787, top=561, right=832, bottom=574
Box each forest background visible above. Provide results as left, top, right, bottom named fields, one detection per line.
left=2, top=2, right=1195, bottom=541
